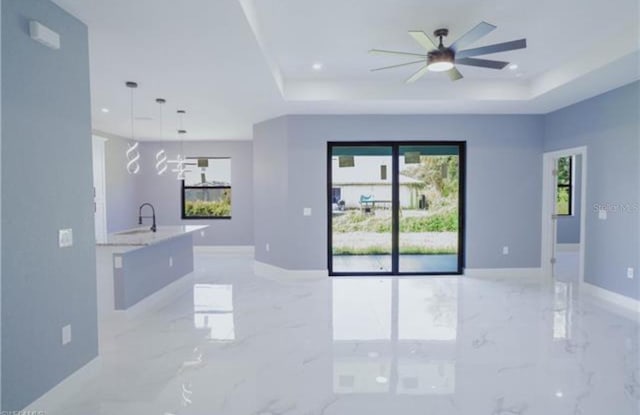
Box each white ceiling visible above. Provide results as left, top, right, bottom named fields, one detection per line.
left=53, top=0, right=639, bottom=140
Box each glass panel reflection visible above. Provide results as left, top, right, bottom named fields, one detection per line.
left=332, top=279, right=392, bottom=341
left=193, top=284, right=235, bottom=341
left=332, top=279, right=458, bottom=396
left=553, top=281, right=572, bottom=340
left=333, top=357, right=392, bottom=394
left=399, top=280, right=458, bottom=341
left=397, top=360, right=455, bottom=395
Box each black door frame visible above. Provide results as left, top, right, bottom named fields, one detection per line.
left=327, top=141, right=466, bottom=276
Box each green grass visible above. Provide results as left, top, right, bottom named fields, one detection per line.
left=333, top=246, right=457, bottom=255
left=184, top=200, right=231, bottom=217
left=332, top=210, right=458, bottom=233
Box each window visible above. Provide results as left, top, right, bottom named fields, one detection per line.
left=556, top=156, right=572, bottom=216
left=182, top=157, right=231, bottom=219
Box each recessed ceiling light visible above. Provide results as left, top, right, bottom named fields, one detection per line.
left=101, top=108, right=110, bottom=113
left=555, top=391, right=563, bottom=398
left=509, top=64, right=519, bottom=70
left=312, top=62, right=324, bottom=71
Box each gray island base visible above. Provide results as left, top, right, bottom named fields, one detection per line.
left=96, top=226, right=208, bottom=315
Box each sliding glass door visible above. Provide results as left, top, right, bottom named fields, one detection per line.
left=329, top=146, right=393, bottom=273
left=398, top=145, right=461, bottom=273
left=328, top=142, right=465, bottom=276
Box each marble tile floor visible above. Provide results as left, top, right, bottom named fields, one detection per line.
left=48, top=252, right=639, bottom=415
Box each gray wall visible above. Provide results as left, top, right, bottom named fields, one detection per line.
left=103, top=134, right=139, bottom=233
left=1, top=0, right=97, bottom=410
left=134, top=140, right=254, bottom=246
left=544, top=81, right=640, bottom=301
left=254, top=115, right=544, bottom=270
left=253, top=117, right=290, bottom=266
left=557, top=154, right=582, bottom=244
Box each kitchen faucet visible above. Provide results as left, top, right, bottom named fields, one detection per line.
left=138, top=203, right=157, bottom=232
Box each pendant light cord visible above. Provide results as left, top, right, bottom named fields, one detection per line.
left=130, top=87, right=135, bottom=141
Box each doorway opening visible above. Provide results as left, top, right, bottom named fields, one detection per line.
left=327, top=142, right=466, bottom=276
left=541, top=147, right=587, bottom=284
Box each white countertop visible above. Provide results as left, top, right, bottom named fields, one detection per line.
left=97, top=225, right=209, bottom=247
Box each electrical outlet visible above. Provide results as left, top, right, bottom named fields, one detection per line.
left=265, top=243, right=270, bottom=252
left=58, top=228, right=73, bottom=248
left=114, top=256, right=123, bottom=269
left=303, top=207, right=312, bottom=216
left=169, top=257, right=173, bottom=267
left=627, top=267, right=634, bottom=279
left=502, top=246, right=509, bottom=255
left=62, top=324, right=72, bottom=345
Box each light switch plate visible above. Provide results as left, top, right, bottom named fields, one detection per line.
left=598, top=209, right=607, bottom=220
left=200, top=230, right=206, bottom=237
left=502, top=246, right=509, bottom=255
left=62, top=324, right=72, bottom=345
left=114, top=256, right=123, bottom=269
left=58, top=228, right=73, bottom=248
left=169, top=257, right=173, bottom=267
left=627, top=267, right=634, bottom=279
left=303, top=207, right=312, bottom=216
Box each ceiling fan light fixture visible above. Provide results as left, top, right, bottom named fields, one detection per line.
left=427, top=61, right=454, bottom=72
left=427, top=50, right=455, bottom=72
left=427, top=54, right=454, bottom=72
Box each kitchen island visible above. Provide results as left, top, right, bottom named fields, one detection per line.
left=96, top=226, right=208, bottom=316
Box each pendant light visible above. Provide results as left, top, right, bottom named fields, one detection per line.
left=168, top=110, right=191, bottom=180
left=155, top=98, right=168, bottom=175
left=125, top=81, right=141, bottom=174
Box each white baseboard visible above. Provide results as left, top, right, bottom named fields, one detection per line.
left=195, top=245, right=254, bottom=255
left=464, top=268, right=542, bottom=278
left=253, top=263, right=541, bottom=280
left=582, top=282, right=640, bottom=314
left=254, top=261, right=328, bottom=281
left=22, top=356, right=101, bottom=413
left=557, top=243, right=580, bottom=252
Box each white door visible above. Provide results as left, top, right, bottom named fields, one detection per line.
left=92, top=136, right=108, bottom=243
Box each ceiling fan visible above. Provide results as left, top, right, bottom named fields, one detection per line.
left=369, top=22, right=526, bottom=82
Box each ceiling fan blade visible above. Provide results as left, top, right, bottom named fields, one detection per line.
left=408, top=30, right=437, bottom=52
left=450, top=21, right=496, bottom=51
left=406, top=65, right=430, bottom=83
left=455, top=57, right=509, bottom=69
left=370, top=60, right=425, bottom=72
left=447, top=67, right=463, bottom=81
left=455, top=39, right=527, bottom=58
left=369, top=49, right=426, bottom=58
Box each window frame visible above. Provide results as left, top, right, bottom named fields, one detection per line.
left=181, top=157, right=232, bottom=220
left=556, top=156, right=573, bottom=216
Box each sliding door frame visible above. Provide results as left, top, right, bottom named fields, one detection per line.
left=327, top=141, right=466, bottom=276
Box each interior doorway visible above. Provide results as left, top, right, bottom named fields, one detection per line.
left=541, top=147, right=587, bottom=283
left=327, top=141, right=466, bottom=276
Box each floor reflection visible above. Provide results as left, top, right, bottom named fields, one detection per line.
left=399, top=280, right=457, bottom=341
left=193, top=284, right=235, bottom=341
left=553, top=281, right=573, bottom=340
left=332, top=278, right=458, bottom=395
left=49, top=254, right=640, bottom=415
